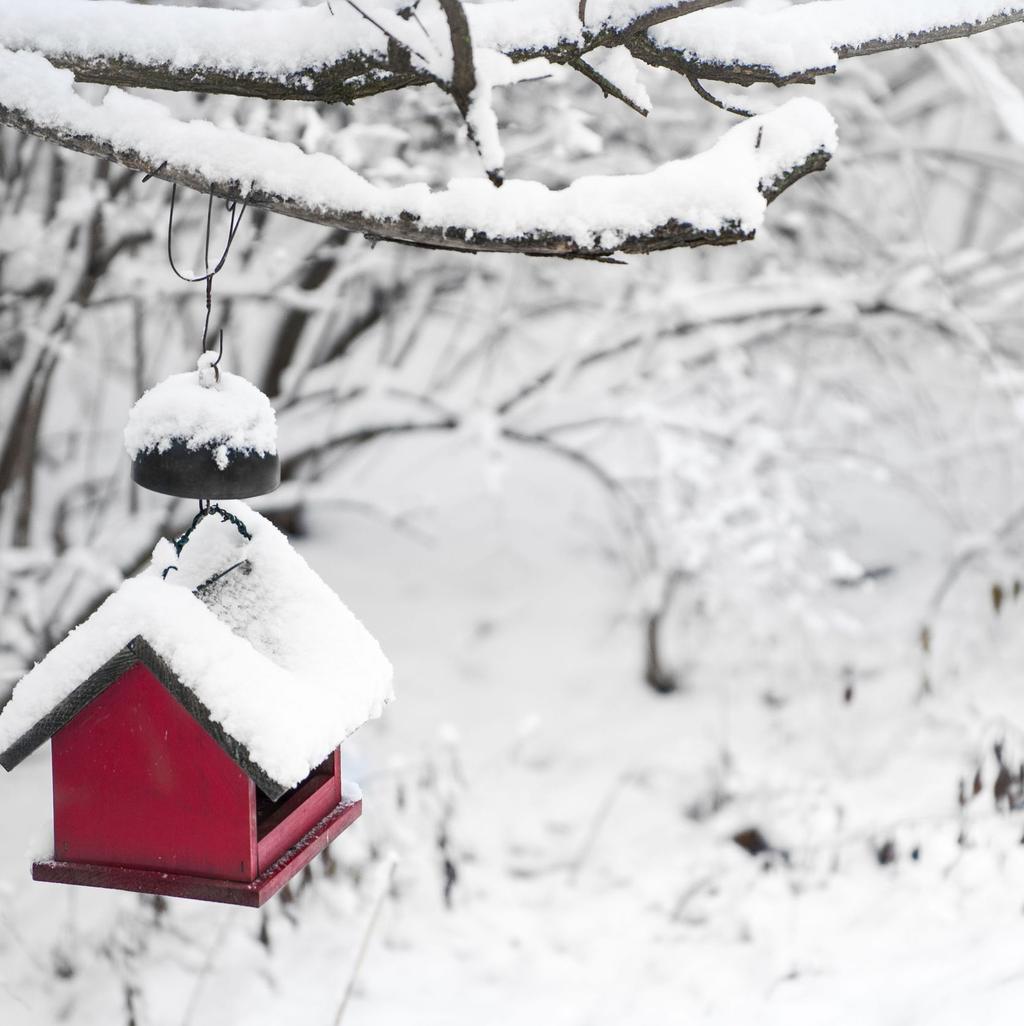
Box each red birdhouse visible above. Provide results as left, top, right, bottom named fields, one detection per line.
left=0, top=504, right=393, bottom=906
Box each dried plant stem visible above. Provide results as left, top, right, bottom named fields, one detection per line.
left=332, top=853, right=399, bottom=1026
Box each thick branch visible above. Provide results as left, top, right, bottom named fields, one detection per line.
left=2, top=0, right=1022, bottom=103
left=438, top=0, right=477, bottom=106
left=0, top=49, right=834, bottom=259
left=576, top=0, right=730, bottom=49
left=0, top=0, right=728, bottom=103
left=0, top=0, right=419, bottom=103
left=40, top=49, right=427, bottom=105
left=634, top=0, right=1024, bottom=86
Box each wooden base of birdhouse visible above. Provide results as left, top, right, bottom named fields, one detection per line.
left=32, top=797, right=361, bottom=907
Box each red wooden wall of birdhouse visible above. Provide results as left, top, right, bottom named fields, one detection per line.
left=51, top=663, right=258, bottom=880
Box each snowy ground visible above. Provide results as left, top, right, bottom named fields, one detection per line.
left=3, top=438, right=1024, bottom=1025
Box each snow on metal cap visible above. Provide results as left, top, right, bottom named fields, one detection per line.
left=125, top=357, right=280, bottom=499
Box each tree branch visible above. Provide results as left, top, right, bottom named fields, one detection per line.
left=436, top=0, right=505, bottom=184
left=686, top=74, right=754, bottom=118
left=578, top=0, right=730, bottom=49
left=0, top=49, right=834, bottom=258
left=633, top=0, right=1024, bottom=86
left=571, top=56, right=650, bottom=117
left=0, top=0, right=419, bottom=103
left=3, top=1, right=1014, bottom=259
left=0, top=0, right=729, bottom=103
left=438, top=0, right=477, bottom=108
left=2, top=1, right=1021, bottom=103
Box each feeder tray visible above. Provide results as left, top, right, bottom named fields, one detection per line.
left=132, top=441, right=280, bottom=499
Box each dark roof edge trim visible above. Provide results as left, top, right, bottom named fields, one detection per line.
left=0, top=636, right=291, bottom=801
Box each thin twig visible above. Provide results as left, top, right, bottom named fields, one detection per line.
left=436, top=0, right=501, bottom=184
left=341, top=0, right=429, bottom=64
left=686, top=74, right=755, bottom=117
left=332, top=853, right=399, bottom=1026
left=571, top=56, right=650, bottom=116
left=178, top=909, right=235, bottom=1026
left=567, top=771, right=637, bottom=883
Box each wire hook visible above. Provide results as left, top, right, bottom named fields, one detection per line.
left=160, top=501, right=253, bottom=581
left=208, top=328, right=224, bottom=383
left=165, top=182, right=248, bottom=286
left=162, top=182, right=249, bottom=360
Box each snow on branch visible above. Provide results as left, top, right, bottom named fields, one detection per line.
left=0, top=0, right=406, bottom=103
left=0, top=0, right=724, bottom=103
left=437, top=0, right=505, bottom=184
left=1, top=0, right=1021, bottom=103
left=0, top=48, right=834, bottom=258
left=636, top=0, right=1024, bottom=86
left=2, top=1, right=1014, bottom=258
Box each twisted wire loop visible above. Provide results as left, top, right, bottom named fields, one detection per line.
left=175, top=503, right=253, bottom=555
left=160, top=503, right=254, bottom=581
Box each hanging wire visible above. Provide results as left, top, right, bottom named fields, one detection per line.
left=165, top=183, right=249, bottom=358
left=210, top=328, right=225, bottom=374
left=165, top=185, right=248, bottom=285
left=163, top=184, right=244, bottom=512
left=142, top=173, right=254, bottom=536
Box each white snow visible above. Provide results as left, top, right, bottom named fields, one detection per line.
left=0, top=0, right=388, bottom=81
left=0, top=0, right=650, bottom=73
left=469, top=0, right=584, bottom=53
left=123, top=361, right=278, bottom=466
left=5, top=0, right=1019, bottom=87
left=465, top=50, right=513, bottom=181
left=0, top=504, right=394, bottom=791
left=651, top=0, right=1024, bottom=78
left=0, top=0, right=629, bottom=81
left=0, top=47, right=836, bottom=249
left=460, top=50, right=552, bottom=180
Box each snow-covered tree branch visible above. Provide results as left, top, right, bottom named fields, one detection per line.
left=0, top=48, right=834, bottom=258
left=0, top=1, right=732, bottom=104
left=635, top=0, right=1024, bottom=85
left=0, top=1, right=1022, bottom=257
left=4, top=1, right=1021, bottom=100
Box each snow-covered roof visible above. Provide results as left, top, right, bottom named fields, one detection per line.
left=0, top=503, right=393, bottom=799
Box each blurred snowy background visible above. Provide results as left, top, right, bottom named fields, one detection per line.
left=5, top=1, right=1024, bottom=1023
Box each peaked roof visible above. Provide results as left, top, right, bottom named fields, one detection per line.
left=0, top=503, right=393, bottom=800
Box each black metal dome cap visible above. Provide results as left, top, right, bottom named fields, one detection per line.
left=131, top=441, right=280, bottom=499
left=126, top=356, right=280, bottom=500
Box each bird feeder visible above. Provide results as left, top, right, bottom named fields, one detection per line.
left=0, top=505, right=393, bottom=906
left=125, top=352, right=281, bottom=500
